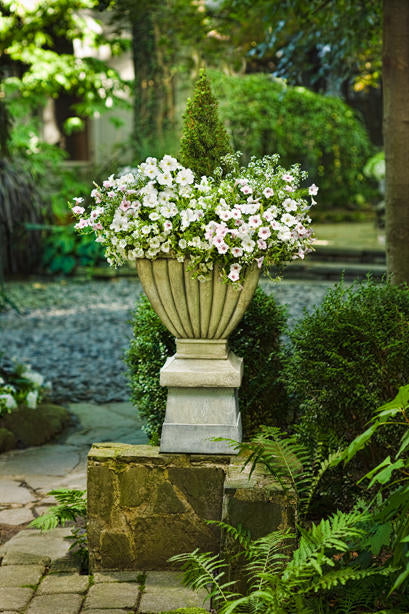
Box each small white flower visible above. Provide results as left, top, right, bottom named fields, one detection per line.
left=263, top=187, right=274, bottom=198
left=0, top=393, right=17, bottom=410
left=179, top=239, right=187, bottom=249
left=248, top=215, right=262, bottom=228
left=282, top=173, right=294, bottom=182
left=309, top=184, right=319, bottom=196
left=231, top=246, right=243, bottom=258
left=240, top=184, right=252, bottom=195
left=159, top=155, right=179, bottom=172
left=241, top=237, right=256, bottom=253
left=258, top=226, right=271, bottom=240
left=281, top=213, right=297, bottom=227
left=26, top=390, right=38, bottom=409
left=72, top=206, right=85, bottom=215
left=283, top=198, right=298, bottom=212
left=176, top=168, right=195, bottom=186
left=228, top=269, right=240, bottom=282
left=22, top=370, right=44, bottom=387
left=149, top=212, right=160, bottom=221
left=156, top=172, right=173, bottom=187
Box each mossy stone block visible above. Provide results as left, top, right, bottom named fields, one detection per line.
left=168, top=467, right=224, bottom=519
left=119, top=466, right=156, bottom=507
left=100, top=531, right=135, bottom=569
left=152, top=482, right=185, bottom=514
left=88, top=464, right=114, bottom=522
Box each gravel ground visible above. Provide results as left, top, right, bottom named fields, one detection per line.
left=1, top=276, right=336, bottom=403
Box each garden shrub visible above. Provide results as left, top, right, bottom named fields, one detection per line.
left=286, top=279, right=409, bottom=461
left=209, top=70, right=375, bottom=218
left=126, top=287, right=289, bottom=443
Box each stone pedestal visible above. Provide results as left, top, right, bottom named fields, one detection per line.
left=87, top=443, right=296, bottom=572
left=160, top=340, right=243, bottom=454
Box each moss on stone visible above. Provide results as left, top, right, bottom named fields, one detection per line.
left=0, top=427, right=16, bottom=452
left=0, top=403, right=70, bottom=450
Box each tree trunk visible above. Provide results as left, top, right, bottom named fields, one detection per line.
left=383, top=0, right=409, bottom=284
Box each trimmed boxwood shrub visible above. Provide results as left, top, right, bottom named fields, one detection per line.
left=286, top=279, right=409, bottom=461
left=209, top=70, right=375, bottom=217
left=126, top=287, right=289, bottom=443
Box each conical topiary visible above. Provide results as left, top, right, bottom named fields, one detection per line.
left=179, top=69, right=232, bottom=178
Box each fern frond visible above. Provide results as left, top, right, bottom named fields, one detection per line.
left=309, top=565, right=395, bottom=593
left=246, top=529, right=294, bottom=592
left=168, top=549, right=239, bottom=604
left=208, top=520, right=252, bottom=553
left=29, top=488, right=87, bottom=532
left=283, top=509, right=368, bottom=584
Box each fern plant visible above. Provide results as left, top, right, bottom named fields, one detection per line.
left=225, top=425, right=343, bottom=520
left=30, top=488, right=88, bottom=570
left=171, top=509, right=392, bottom=613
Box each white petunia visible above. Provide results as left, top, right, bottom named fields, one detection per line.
left=241, top=237, right=256, bottom=253
left=231, top=246, right=243, bottom=257
left=283, top=198, right=298, bottom=212
left=159, top=155, right=179, bottom=172
left=263, top=187, right=274, bottom=198
left=176, top=168, right=195, bottom=186
left=248, top=215, right=262, bottom=228
left=258, top=226, right=271, bottom=240
left=281, top=213, right=297, bottom=227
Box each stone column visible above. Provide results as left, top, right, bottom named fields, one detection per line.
left=160, top=339, right=242, bottom=455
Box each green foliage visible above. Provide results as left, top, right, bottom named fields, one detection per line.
left=125, top=287, right=288, bottom=442
left=333, top=385, right=409, bottom=595
left=233, top=426, right=343, bottom=521
left=234, top=0, right=382, bottom=91
left=210, top=70, right=374, bottom=214
left=179, top=69, right=232, bottom=178
left=171, top=508, right=390, bottom=613
left=286, top=279, right=409, bottom=462
left=42, top=225, right=106, bottom=275
left=30, top=488, right=88, bottom=570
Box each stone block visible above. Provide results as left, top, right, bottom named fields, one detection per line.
left=83, top=582, right=139, bottom=609
left=87, top=444, right=296, bottom=574
left=0, top=586, right=33, bottom=611
left=26, top=593, right=83, bottom=614
left=87, top=465, right=114, bottom=522
left=1, top=552, right=51, bottom=566
left=0, top=564, right=44, bottom=587
left=141, top=572, right=208, bottom=612
left=37, top=573, right=89, bottom=594
left=99, top=531, right=135, bottom=569
left=93, top=570, right=143, bottom=583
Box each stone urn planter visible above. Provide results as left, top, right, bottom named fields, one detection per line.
left=135, top=257, right=261, bottom=454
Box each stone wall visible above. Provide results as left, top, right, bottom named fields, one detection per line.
left=88, top=443, right=296, bottom=571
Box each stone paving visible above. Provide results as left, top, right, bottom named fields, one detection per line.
left=0, top=403, right=208, bottom=612
left=0, top=547, right=208, bottom=612
left=0, top=402, right=148, bottom=529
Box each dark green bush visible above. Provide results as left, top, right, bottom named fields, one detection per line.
left=209, top=71, right=375, bottom=216
left=126, top=288, right=289, bottom=443
left=286, top=279, right=409, bottom=460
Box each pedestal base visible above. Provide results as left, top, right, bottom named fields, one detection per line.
left=159, top=349, right=243, bottom=454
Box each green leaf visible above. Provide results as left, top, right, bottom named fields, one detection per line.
left=364, top=457, right=405, bottom=488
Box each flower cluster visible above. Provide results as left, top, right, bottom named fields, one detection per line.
left=71, top=154, right=316, bottom=285
left=0, top=362, right=50, bottom=415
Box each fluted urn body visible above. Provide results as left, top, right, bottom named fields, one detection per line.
left=135, top=257, right=261, bottom=454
